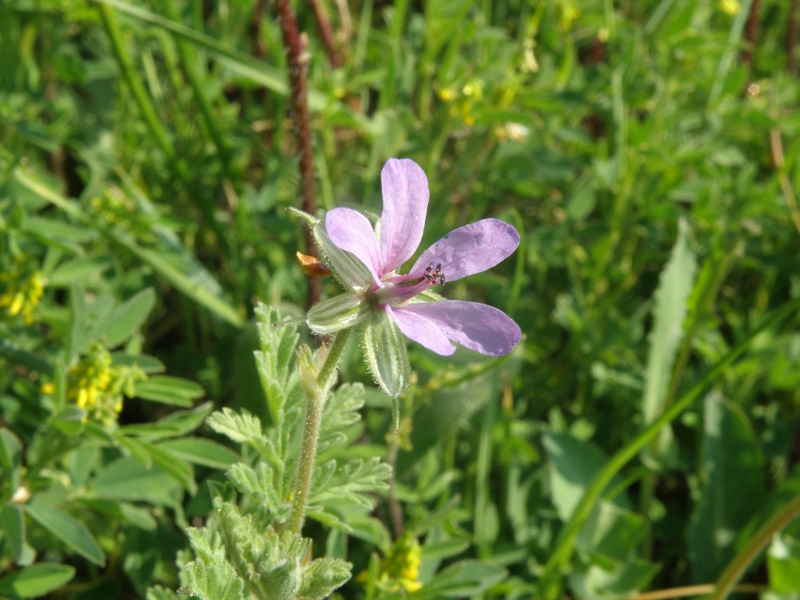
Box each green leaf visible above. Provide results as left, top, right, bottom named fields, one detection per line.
left=310, top=457, right=391, bottom=513
left=542, top=432, right=629, bottom=521
left=13, top=167, right=243, bottom=328
left=570, top=558, right=660, bottom=600
left=159, top=438, right=239, bottom=469
left=1, top=505, right=25, bottom=562
left=768, top=532, right=800, bottom=593
left=362, top=312, right=410, bottom=397
left=89, top=455, right=182, bottom=504
left=120, top=402, right=213, bottom=439
left=416, top=560, right=506, bottom=598
left=90, top=288, right=156, bottom=348
left=135, top=375, right=204, bottom=407
left=0, top=339, right=54, bottom=376
left=47, top=256, right=113, bottom=286
left=688, top=393, right=764, bottom=582
left=24, top=500, right=105, bottom=566
left=137, top=441, right=197, bottom=494
left=0, top=428, right=22, bottom=474
left=642, top=218, right=697, bottom=425
left=0, top=563, right=75, bottom=598
left=298, top=556, right=351, bottom=600
left=80, top=498, right=157, bottom=531
left=576, top=502, right=648, bottom=564
left=111, top=353, right=165, bottom=374
left=146, top=585, right=183, bottom=600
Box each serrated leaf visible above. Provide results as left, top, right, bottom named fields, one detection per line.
left=184, top=557, right=246, bottom=600
left=207, top=408, right=281, bottom=468
left=226, top=462, right=282, bottom=508
left=0, top=563, right=75, bottom=598
left=253, top=304, right=301, bottom=425
left=310, top=457, right=391, bottom=511
left=24, top=501, right=105, bottom=566
left=298, top=556, right=351, bottom=600
left=317, top=383, right=364, bottom=454
left=146, top=585, right=183, bottom=600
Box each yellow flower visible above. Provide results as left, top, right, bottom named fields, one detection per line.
left=66, top=343, right=146, bottom=425
left=359, top=532, right=423, bottom=593
left=0, top=269, right=44, bottom=324
left=438, top=87, right=456, bottom=102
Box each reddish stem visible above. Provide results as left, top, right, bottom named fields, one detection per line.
left=308, top=0, right=342, bottom=68
left=275, top=0, right=322, bottom=308
left=789, top=0, right=798, bottom=72
left=741, top=0, right=761, bottom=67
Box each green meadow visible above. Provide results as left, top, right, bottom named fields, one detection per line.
left=1, top=0, right=799, bottom=598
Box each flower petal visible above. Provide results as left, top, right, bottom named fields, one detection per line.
left=395, top=300, right=521, bottom=356
left=379, top=159, right=429, bottom=272
left=326, top=207, right=383, bottom=282
left=410, top=219, right=519, bottom=282
left=390, top=305, right=456, bottom=356
left=314, top=220, right=374, bottom=289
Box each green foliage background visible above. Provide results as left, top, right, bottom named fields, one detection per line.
left=1, top=0, right=800, bottom=598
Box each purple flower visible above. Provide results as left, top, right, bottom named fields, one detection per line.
left=309, top=158, right=521, bottom=359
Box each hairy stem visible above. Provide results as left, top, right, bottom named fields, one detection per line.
left=308, top=0, right=342, bottom=67
left=289, top=328, right=352, bottom=534
left=275, top=0, right=322, bottom=309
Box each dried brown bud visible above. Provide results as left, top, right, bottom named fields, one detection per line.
left=296, top=251, right=331, bottom=277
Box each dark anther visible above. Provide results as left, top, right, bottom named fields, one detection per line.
left=423, top=263, right=445, bottom=286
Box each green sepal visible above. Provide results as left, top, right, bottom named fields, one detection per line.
left=313, top=221, right=374, bottom=290
left=362, top=312, right=410, bottom=398
left=307, top=292, right=369, bottom=335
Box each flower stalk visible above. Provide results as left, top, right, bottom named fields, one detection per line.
left=289, top=328, right=352, bottom=534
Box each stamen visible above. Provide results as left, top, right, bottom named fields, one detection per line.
left=423, top=263, right=446, bottom=286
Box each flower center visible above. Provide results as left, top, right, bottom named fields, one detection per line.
left=372, top=263, right=447, bottom=307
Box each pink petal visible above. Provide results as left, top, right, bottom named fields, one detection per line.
left=410, top=219, right=519, bottom=283
left=389, top=306, right=456, bottom=356
left=326, top=207, right=383, bottom=283
left=379, top=159, right=429, bottom=273
left=396, top=300, right=521, bottom=356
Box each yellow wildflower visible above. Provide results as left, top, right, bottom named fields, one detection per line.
left=359, top=532, right=423, bottom=593
left=0, top=269, right=44, bottom=324
left=438, top=87, right=456, bottom=102
left=66, top=343, right=146, bottom=425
